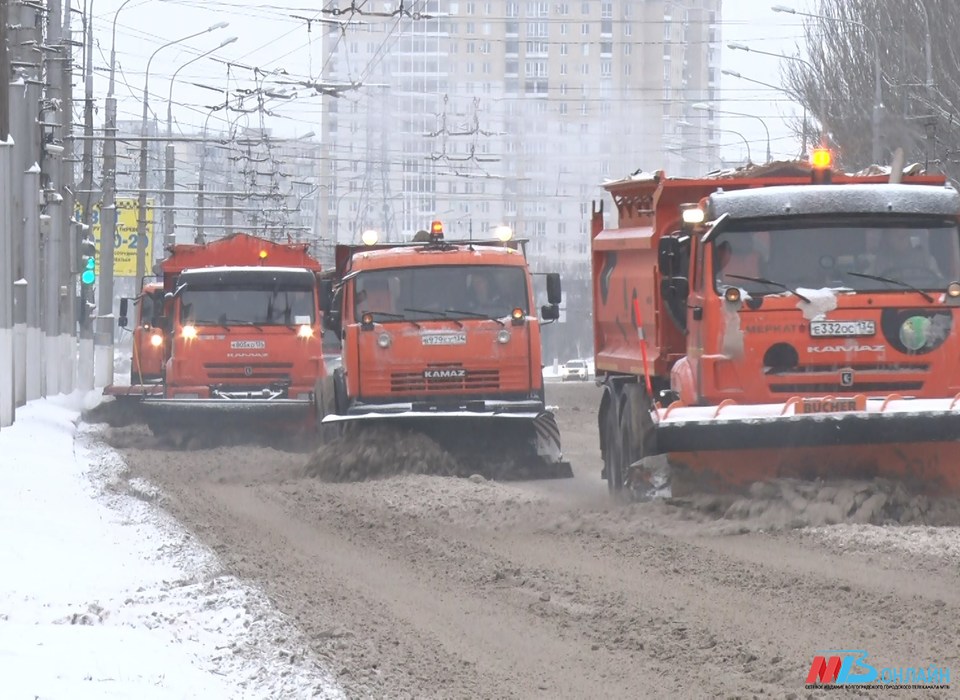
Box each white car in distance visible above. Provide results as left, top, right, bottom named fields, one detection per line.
left=560, top=359, right=589, bottom=382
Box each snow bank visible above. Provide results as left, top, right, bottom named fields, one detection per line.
left=0, top=398, right=343, bottom=699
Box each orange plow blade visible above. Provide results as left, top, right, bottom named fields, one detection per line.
left=629, top=394, right=960, bottom=496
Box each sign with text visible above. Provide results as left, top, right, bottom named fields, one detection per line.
left=75, top=199, right=155, bottom=278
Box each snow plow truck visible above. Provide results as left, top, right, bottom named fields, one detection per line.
left=594, top=151, right=960, bottom=497
left=103, top=279, right=167, bottom=402
left=136, top=233, right=327, bottom=445
left=315, top=221, right=572, bottom=478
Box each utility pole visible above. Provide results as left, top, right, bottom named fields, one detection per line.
left=60, top=0, right=82, bottom=394
left=39, top=0, right=63, bottom=395
left=12, top=0, right=42, bottom=402
left=78, top=2, right=95, bottom=390
left=0, top=0, right=15, bottom=427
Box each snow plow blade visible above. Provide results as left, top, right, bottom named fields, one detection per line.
left=630, top=395, right=960, bottom=496
left=322, top=408, right=573, bottom=479
left=142, top=398, right=315, bottom=445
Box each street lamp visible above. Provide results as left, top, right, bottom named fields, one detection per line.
left=772, top=4, right=882, bottom=164
left=683, top=119, right=752, bottom=164
left=135, top=22, right=229, bottom=282
left=722, top=69, right=810, bottom=155
left=692, top=102, right=771, bottom=163
left=164, top=36, right=237, bottom=248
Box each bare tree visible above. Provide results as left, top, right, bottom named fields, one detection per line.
left=783, top=0, right=960, bottom=174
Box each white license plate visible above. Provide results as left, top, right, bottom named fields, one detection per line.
left=809, top=320, right=876, bottom=337
left=421, top=333, right=467, bottom=346
left=230, top=340, right=266, bottom=349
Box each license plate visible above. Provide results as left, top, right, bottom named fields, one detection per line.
left=421, top=333, right=467, bottom=346
left=796, top=395, right=867, bottom=415
left=809, top=320, right=875, bottom=337
left=231, top=340, right=266, bottom=349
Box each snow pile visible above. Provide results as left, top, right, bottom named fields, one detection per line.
left=0, top=397, right=343, bottom=699
left=306, top=424, right=461, bottom=481
left=671, top=478, right=960, bottom=532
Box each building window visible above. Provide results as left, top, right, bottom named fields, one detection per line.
left=581, top=22, right=590, bottom=36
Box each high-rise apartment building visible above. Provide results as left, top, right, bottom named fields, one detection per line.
left=318, top=0, right=721, bottom=274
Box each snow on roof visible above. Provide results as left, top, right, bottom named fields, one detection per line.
left=707, top=182, right=960, bottom=220
left=178, top=265, right=316, bottom=275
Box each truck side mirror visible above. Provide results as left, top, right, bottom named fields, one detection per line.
left=323, top=310, right=342, bottom=334
left=546, top=272, right=562, bottom=305
left=658, top=235, right=682, bottom=276
left=118, top=298, right=128, bottom=328
left=540, top=303, right=560, bottom=321
left=319, top=279, right=334, bottom=314
left=660, top=277, right=689, bottom=331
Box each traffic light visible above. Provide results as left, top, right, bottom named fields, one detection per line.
left=80, top=237, right=97, bottom=286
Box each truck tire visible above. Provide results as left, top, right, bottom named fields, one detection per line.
left=603, top=402, right=624, bottom=494
left=620, top=384, right=657, bottom=492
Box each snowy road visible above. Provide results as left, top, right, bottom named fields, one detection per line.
left=93, top=382, right=959, bottom=698
left=0, top=395, right=343, bottom=699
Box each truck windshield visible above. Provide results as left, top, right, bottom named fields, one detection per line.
left=353, top=264, right=528, bottom=321
left=180, top=285, right=316, bottom=326
left=712, top=218, right=960, bottom=295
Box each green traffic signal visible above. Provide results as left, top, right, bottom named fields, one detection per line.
left=81, top=256, right=96, bottom=285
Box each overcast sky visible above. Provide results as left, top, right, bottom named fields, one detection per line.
left=83, top=0, right=812, bottom=165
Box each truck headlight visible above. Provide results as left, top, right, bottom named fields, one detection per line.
left=181, top=325, right=197, bottom=339
left=497, top=329, right=511, bottom=344
left=149, top=333, right=163, bottom=347
left=377, top=332, right=391, bottom=348
left=297, top=324, right=314, bottom=338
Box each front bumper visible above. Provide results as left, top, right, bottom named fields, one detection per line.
left=322, top=398, right=546, bottom=423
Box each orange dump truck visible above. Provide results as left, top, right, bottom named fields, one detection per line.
left=138, top=233, right=326, bottom=442
left=592, top=155, right=960, bottom=496
left=317, top=222, right=571, bottom=476
left=104, top=279, right=167, bottom=401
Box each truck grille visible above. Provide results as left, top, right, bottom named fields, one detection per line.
left=390, top=366, right=500, bottom=392
left=203, top=362, right=293, bottom=382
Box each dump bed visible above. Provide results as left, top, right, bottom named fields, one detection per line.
left=590, top=162, right=948, bottom=380
left=160, top=233, right=321, bottom=292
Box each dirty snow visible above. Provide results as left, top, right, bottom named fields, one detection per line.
left=0, top=393, right=343, bottom=699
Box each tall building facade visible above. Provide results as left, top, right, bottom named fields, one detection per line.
left=318, top=0, right=721, bottom=274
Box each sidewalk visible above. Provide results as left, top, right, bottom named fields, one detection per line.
left=0, top=393, right=343, bottom=699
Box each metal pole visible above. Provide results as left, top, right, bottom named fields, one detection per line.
left=57, top=1, right=74, bottom=393
left=0, top=0, right=14, bottom=426
left=135, top=23, right=229, bottom=282
left=225, top=178, right=234, bottom=236
left=79, top=0, right=95, bottom=391
left=99, top=0, right=131, bottom=367
left=41, top=0, right=64, bottom=395
left=23, top=163, right=41, bottom=400
left=163, top=143, right=175, bottom=246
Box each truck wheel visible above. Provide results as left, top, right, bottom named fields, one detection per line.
left=603, top=406, right=624, bottom=494
left=620, top=384, right=657, bottom=493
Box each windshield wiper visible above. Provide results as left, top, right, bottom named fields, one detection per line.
left=404, top=307, right=463, bottom=329
left=195, top=322, right=231, bottom=333
left=845, top=272, right=935, bottom=303
left=223, top=318, right=265, bottom=331
left=365, top=310, right=421, bottom=329
left=725, top=274, right=812, bottom=304
left=445, top=308, right=506, bottom=327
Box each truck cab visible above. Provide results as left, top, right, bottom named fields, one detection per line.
left=118, top=281, right=167, bottom=385
left=321, top=226, right=562, bottom=418
left=163, top=265, right=324, bottom=402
